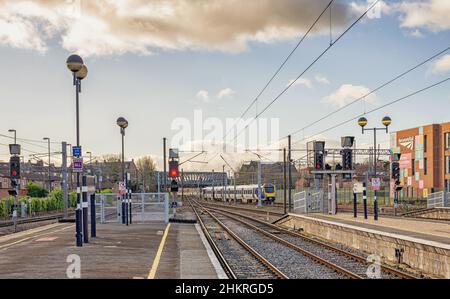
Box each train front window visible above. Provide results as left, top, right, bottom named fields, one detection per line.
left=264, top=186, right=274, bottom=193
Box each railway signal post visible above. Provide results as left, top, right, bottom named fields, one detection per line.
left=9, top=143, right=21, bottom=232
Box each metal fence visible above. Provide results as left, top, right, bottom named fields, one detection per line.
left=93, top=193, right=169, bottom=223
left=293, top=190, right=326, bottom=214
left=427, top=191, right=449, bottom=208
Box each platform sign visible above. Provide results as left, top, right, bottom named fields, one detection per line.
left=118, top=182, right=126, bottom=196
left=371, top=178, right=381, bottom=191
left=72, top=157, right=83, bottom=173
left=170, top=180, right=179, bottom=192
left=73, top=146, right=82, bottom=157
left=353, top=183, right=364, bottom=194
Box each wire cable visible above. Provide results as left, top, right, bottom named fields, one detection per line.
left=231, top=0, right=381, bottom=143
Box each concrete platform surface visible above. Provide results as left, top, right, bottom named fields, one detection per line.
left=309, top=213, right=450, bottom=245
left=0, top=221, right=222, bottom=279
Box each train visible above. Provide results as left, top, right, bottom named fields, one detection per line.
left=201, top=184, right=277, bottom=204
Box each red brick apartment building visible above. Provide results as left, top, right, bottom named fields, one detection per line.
left=390, top=122, right=450, bottom=198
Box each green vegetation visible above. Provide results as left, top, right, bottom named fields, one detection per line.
left=0, top=188, right=77, bottom=218
left=26, top=182, right=48, bottom=198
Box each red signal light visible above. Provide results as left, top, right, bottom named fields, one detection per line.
left=170, top=169, right=178, bottom=177
left=11, top=170, right=17, bottom=176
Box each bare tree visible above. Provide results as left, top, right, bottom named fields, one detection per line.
left=136, top=156, right=157, bottom=192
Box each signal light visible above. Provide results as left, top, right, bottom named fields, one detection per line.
left=169, top=160, right=179, bottom=178
left=342, top=149, right=353, bottom=170
left=9, top=156, right=20, bottom=180
left=391, top=162, right=400, bottom=180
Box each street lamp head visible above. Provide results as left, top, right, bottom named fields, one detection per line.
left=66, top=54, right=84, bottom=72
left=117, top=117, right=129, bottom=129
left=357, top=117, right=368, bottom=128
left=43, top=137, right=49, bottom=140
left=75, top=65, right=88, bottom=80
left=382, top=116, right=392, bottom=127
left=8, top=129, right=15, bottom=132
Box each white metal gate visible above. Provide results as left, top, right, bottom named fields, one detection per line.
left=293, top=190, right=326, bottom=214
left=94, top=193, right=169, bottom=223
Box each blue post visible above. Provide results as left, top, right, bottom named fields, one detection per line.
left=90, top=194, right=96, bottom=238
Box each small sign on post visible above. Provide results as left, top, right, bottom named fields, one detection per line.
left=72, top=158, right=83, bottom=173
left=118, top=182, right=126, bottom=196
left=170, top=180, right=179, bottom=192
left=372, top=178, right=381, bottom=191
left=353, top=182, right=364, bottom=194
left=73, top=146, right=82, bottom=157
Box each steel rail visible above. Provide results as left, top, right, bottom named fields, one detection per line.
left=202, top=202, right=418, bottom=279
left=200, top=204, right=362, bottom=279
left=191, top=201, right=288, bottom=279
left=187, top=199, right=237, bottom=279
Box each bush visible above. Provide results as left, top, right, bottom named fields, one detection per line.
left=100, top=189, right=113, bottom=194
left=26, top=182, right=48, bottom=198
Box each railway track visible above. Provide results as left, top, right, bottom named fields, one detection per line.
left=192, top=198, right=419, bottom=279
left=190, top=200, right=362, bottom=279
left=0, top=212, right=72, bottom=228
left=188, top=200, right=287, bottom=279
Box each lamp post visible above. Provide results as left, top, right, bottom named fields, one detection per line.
left=358, top=116, right=391, bottom=221
left=86, top=151, right=92, bottom=174
left=43, top=137, right=51, bottom=191
left=117, top=117, right=129, bottom=225
left=66, top=54, right=88, bottom=247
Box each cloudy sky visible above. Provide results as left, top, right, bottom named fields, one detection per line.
left=0, top=0, right=449, bottom=170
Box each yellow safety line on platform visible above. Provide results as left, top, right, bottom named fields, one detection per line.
left=147, top=223, right=171, bottom=279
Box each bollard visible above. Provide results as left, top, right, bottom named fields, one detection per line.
left=122, top=197, right=126, bottom=224
left=363, top=182, right=368, bottom=220
left=90, top=194, right=96, bottom=238
left=129, top=189, right=132, bottom=224
left=353, top=191, right=357, bottom=218
left=82, top=175, right=89, bottom=244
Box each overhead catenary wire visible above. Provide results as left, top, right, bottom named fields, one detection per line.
left=231, top=0, right=381, bottom=144
left=291, top=77, right=450, bottom=147
left=222, top=0, right=335, bottom=142
left=285, top=45, right=450, bottom=140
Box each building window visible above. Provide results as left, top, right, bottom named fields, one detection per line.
left=412, top=159, right=415, bottom=175
left=424, top=135, right=427, bottom=153
left=446, top=180, right=450, bottom=192
left=446, top=156, right=450, bottom=175
left=424, top=158, right=428, bottom=175
left=446, top=133, right=450, bottom=150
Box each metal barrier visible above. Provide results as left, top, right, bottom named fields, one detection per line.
left=93, top=193, right=169, bottom=223
left=293, top=190, right=325, bottom=214
left=427, top=191, right=449, bottom=208
left=293, top=191, right=307, bottom=214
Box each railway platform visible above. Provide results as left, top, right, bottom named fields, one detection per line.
left=0, top=221, right=225, bottom=279
left=278, top=213, right=450, bottom=278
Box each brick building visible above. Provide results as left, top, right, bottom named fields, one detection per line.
left=390, top=121, right=450, bottom=198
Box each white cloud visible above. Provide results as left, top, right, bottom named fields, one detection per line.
left=315, top=74, right=330, bottom=85
left=395, top=0, right=450, bottom=32
left=324, top=84, right=377, bottom=108
left=217, top=88, right=236, bottom=99
left=0, top=0, right=351, bottom=56
left=406, top=29, right=424, bottom=38
left=288, top=78, right=313, bottom=89
left=196, top=90, right=210, bottom=103
left=430, top=54, right=450, bottom=75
